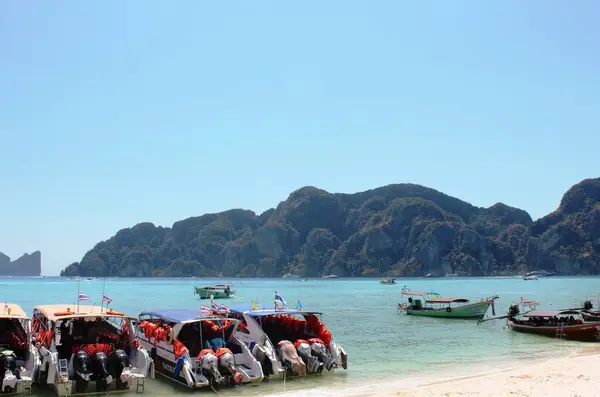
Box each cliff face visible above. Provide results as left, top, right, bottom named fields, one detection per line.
left=60, top=178, right=600, bottom=277
left=0, top=251, right=42, bottom=276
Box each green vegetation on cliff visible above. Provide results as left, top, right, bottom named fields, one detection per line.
left=60, top=178, right=600, bottom=277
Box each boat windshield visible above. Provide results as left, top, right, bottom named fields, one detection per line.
left=0, top=318, right=28, bottom=359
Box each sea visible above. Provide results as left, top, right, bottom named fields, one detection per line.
left=2, top=276, right=599, bottom=396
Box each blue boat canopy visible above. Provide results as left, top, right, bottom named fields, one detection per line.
left=228, top=303, right=322, bottom=317
left=139, top=309, right=218, bottom=323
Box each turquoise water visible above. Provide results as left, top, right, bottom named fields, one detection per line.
left=2, top=276, right=599, bottom=396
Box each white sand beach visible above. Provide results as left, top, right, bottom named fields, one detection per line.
left=264, top=348, right=600, bottom=397
left=392, top=352, right=600, bottom=397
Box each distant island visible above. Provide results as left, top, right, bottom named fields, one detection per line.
left=60, top=178, right=600, bottom=278
left=0, top=251, right=42, bottom=276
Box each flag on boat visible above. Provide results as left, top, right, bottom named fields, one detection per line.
left=78, top=292, right=89, bottom=301
left=274, top=291, right=287, bottom=306
left=219, top=304, right=230, bottom=314
left=211, top=301, right=220, bottom=314
left=200, top=305, right=210, bottom=315
left=296, top=300, right=303, bottom=310
left=102, top=292, right=112, bottom=305
left=251, top=301, right=258, bottom=311
left=275, top=301, right=284, bottom=311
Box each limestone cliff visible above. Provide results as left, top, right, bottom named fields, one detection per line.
left=0, top=251, right=42, bottom=276
left=60, top=178, right=600, bottom=277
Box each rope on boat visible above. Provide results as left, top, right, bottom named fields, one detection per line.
left=210, top=384, right=227, bottom=397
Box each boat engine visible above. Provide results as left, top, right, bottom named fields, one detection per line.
left=308, top=338, right=334, bottom=371
left=197, top=349, right=224, bottom=384
left=73, top=350, right=92, bottom=393
left=276, top=340, right=306, bottom=376
left=108, top=349, right=130, bottom=390
left=215, top=348, right=243, bottom=384
left=0, top=351, right=19, bottom=393
left=508, top=305, right=520, bottom=318
left=91, top=352, right=112, bottom=392
left=294, top=340, right=322, bottom=374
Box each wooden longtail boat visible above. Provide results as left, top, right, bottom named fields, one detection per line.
left=397, top=291, right=498, bottom=319
left=482, top=299, right=600, bottom=342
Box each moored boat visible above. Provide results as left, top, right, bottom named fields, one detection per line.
left=32, top=304, right=153, bottom=395
left=379, top=278, right=396, bottom=285
left=522, top=275, right=538, bottom=280
left=136, top=309, right=263, bottom=389
left=504, top=300, right=600, bottom=342
left=0, top=304, right=39, bottom=394
left=194, top=284, right=235, bottom=299
left=226, top=299, right=347, bottom=378
left=398, top=291, right=498, bottom=319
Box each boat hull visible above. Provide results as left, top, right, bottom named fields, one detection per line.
left=194, top=288, right=230, bottom=299
left=507, top=320, right=600, bottom=342
left=405, top=301, right=491, bottom=319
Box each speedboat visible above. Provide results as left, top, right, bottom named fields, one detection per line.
left=32, top=305, right=154, bottom=395
left=136, top=309, right=263, bottom=389
left=522, top=275, right=538, bottom=280
left=0, top=304, right=39, bottom=394
left=227, top=304, right=347, bottom=378
left=379, top=278, right=396, bottom=285
left=193, top=285, right=235, bottom=299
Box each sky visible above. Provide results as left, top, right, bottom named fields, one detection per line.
left=1, top=1, right=599, bottom=275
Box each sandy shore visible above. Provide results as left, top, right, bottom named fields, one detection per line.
left=265, top=348, right=600, bottom=397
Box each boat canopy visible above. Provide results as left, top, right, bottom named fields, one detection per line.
left=228, top=304, right=322, bottom=317
left=426, top=298, right=469, bottom=303
left=0, top=303, right=28, bottom=320
left=139, top=309, right=225, bottom=323
left=401, top=291, right=430, bottom=296
left=34, top=304, right=135, bottom=321
left=523, top=309, right=581, bottom=318
left=515, top=299, right=541, bottom=307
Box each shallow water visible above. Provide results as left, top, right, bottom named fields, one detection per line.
left=2, top=276, right=597, bottom=396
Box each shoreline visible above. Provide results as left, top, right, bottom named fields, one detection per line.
left=262, top=346, right=600, bottom=397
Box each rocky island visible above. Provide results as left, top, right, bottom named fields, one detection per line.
left=60, top=178, right=600, bottom=278
left=0, top=251, right=42, bottom=276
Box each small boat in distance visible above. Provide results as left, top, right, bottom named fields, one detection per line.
left=321, top=275, right=339, bottom=279
left=398, top=291, right=498, bottom=319
left=379, top=278, right=396, bottom=285
left=282, top=273, right=300, bottom=279
left=522, top=275, right=538, bottom=280
left=0, top=303, right=38, bottom=394
left=194, top=284, right=235, bottom=299
left=524, top=270, right=553, bottom=278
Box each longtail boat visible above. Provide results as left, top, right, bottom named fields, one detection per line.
left=397, top=291, right=498, bottom=319
left=481, top=299, right=600, bottom=342
left=581, top=295, right=600, bottom=322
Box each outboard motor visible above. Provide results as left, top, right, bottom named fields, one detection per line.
left=294, top=340, right=322, bottom=374
left=216, top=348, right=243, bottom=384
left=197, top=349, right=224, bottom=384
left=91, top=352, right=111, bottom=392
left=108, top=349, right=130, bottom=390
left=1, top=351, right=19, bottom=393
left=276, top=340, right=306, bottom=376
left=73, top=350, right=92, bottom=393
left=308, top=338, right=334, bottom=371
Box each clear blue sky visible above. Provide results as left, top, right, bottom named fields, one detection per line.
left=1, top=1, right=598, bottom=275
